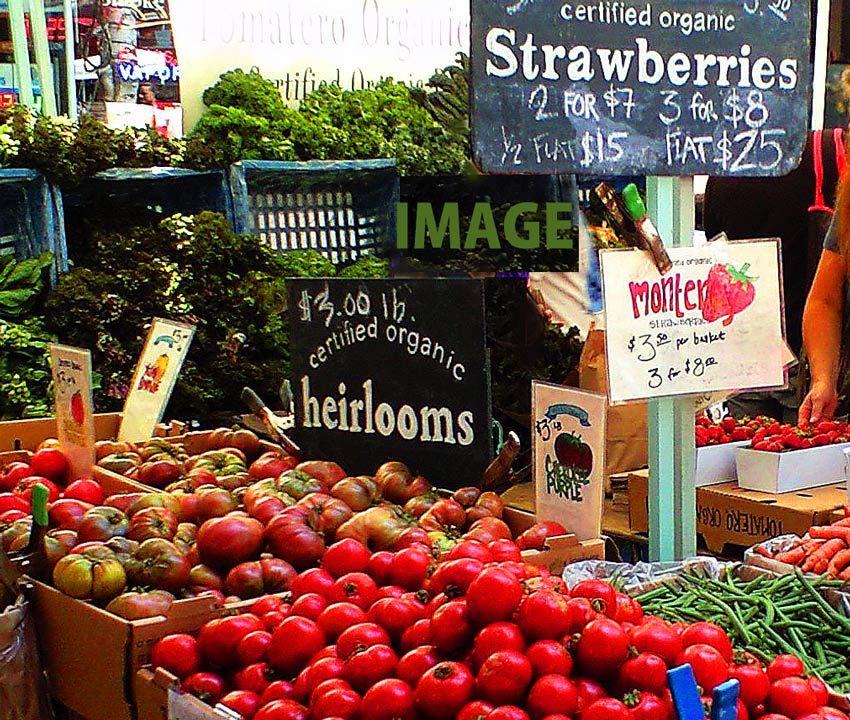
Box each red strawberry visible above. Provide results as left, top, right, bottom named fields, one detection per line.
left=702, top=262, right=756, bottom=326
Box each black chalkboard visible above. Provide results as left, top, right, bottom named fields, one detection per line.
left=471, top=0, right=811, bottom=177
left=287, top=278, right=493, bottom=489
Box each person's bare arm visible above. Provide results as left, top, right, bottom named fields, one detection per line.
left=799, top=248, right=846, bottom=424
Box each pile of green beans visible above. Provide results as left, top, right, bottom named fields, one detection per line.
left=635, top=566, right=850, bottom=693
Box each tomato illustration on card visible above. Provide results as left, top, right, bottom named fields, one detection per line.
left=69, top=390, right=85, bottom=425
left=702, top=262, right=756, bottom=327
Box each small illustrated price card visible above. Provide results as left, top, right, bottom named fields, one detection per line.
left=532, top=382, right=606, bottom=541
left=119, top=318, right=196, bottom=442
left=49, top=344, right=96, bottom=480
left=600, top=239, right=785, bottom=403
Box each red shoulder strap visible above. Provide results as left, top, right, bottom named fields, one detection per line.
left=834, top=127, right=846, bottom=176
left=809, top=129, right=832, bottom=213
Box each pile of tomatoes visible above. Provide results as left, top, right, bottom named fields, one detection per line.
left=149, top=543, right=848, bottom=720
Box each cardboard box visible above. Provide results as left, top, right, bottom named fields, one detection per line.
left=502, top=505, right=606, bottom=573
left=0, top=412, right=122, bottom=452
left=695, top=441, right=748, bottom=487
left=627, top=472, right=846, bottom=554
left=736, top=442, right=850, bottom=493
left=28, top=580, right=242, bottom=720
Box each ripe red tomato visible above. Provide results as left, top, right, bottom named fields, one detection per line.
left=487, top=539, right=522, bottom=562
left=430, top=599, right=474, bottom=655
left=807, top=675, right=829, bottom=706
left=466, top=566, right=524, bottom=626
left=220, top=690, right=261, bottom=720
left=15, top=476, right=61, bottom=504
left=1, top=462, right=32, bottom=491
left=360, top=678, right=416, bottom=720
left=336, top=622, right=392, bottom=660
left=63, top=478, right=104, bottom=505
left=613, top=592, right=644, bottom=624
left=399, top=618, right=432, bottom=653
left=575, top=677, right=607, bottom=712
left=767, top=677, right=817, bottom=717
left=317, top=602, right=368, bottom=642
left=627, top=691, right=671, bottom=720
left=570, top=579, right=617, bottom=616
left=476, top=650, right=533, bottom=706
left=341, top=643, right=398, bottom=693
left=729, top=661, right=770, bottom=708
left=236, top=630, right=273, bottom=666
left=525, top=674, right=578, bottom=720
left=326, top=571, right=378, bottom=610
left=290, top=567, right=334, bottom=598
left=674, top=644, right=729, bottom=693
left=766, top=654, right=805, bottom=682
left=617, top=652, right=668, bottom=694
left=182, top=672, right=228, bottom=704
left=575, top=617, right=630, bottom=679
left=30, top=447, right=68, bottom=483
left=267, top=616, right=326, bottom=678
left=253, top=698, right=308, bottom=720
left=473, top=622, right=526, bottom=666
left=289, top=592, right=328, bottom=620
left=309, top=687, right=360, bottom=719
left=516, top=590, right=572, bottom=641
left=150, top=633, right=201, bottom=679
left=426, top=557, right=484, bottom=595
left=396, top=645, right=442, bottom=688
left=365, top=550, right=394, bottom=585
left=415, top=661, right=474, bottom=720
left=259, top=680, right=296, bottom=705
left=389, top=545, right=432, bottom=591
left=456, top=700, right=495, bottom=720
left=197, top=614, right=265, bottom=669
left=583, top=698, right=635, bottom=720
left=630, top=620, right=683, bottom=665
left=366, top=596, right=425, bottom=643
left=303, top=656, right=345, bottom=696
left=233, top=662, right=276, bottom=694
left=446, top=539, right=494, bottom=563
left=680, top=621, right=734, bottom=662
left=321, top=538, right=371, bottom=578
left=197, top=514, right=264, bottom=571
left=487, top=708, right=529, bottom=720
left=525, top=639, right=572, bottom=677
left=251, top=595, right=285, bottom=615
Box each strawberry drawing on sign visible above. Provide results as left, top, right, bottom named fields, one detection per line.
left=701, top=262, right=756, bottom=327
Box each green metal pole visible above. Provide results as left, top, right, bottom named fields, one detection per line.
left=29, top=0, right=57, bottom=116
left=646, top=176, right=697, bottom=561
left=8, top=0, right=34, bottom=109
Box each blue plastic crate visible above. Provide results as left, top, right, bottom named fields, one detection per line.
left=229, top=159, right=399, bottom=264
left=0, top=169, right=68, bottom=284
left=62, top=166, right=235, bottom=229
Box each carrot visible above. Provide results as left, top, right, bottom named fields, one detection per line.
left=774, top=547, right=806, bottom=566
left=808, top=525, right=850, bottom=543
left=833, top=517, right=850, bottom=528
left=839, top=564, right=850, bottom=581
left=801, top=538, right=846, bottom=572
left=827, top=547, right=850, bottom=576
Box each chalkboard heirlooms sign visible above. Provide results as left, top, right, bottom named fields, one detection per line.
left=287, top=279, right=493, bottom=489
left=471, top=0, right=811, bottom=176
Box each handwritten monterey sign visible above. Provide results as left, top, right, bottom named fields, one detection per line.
left=169, top=0, right=470, bottom=128
left=287, top=278, right=492, bottom=488
left=532, top=382, right=606, bottom=541
left=470, top=0, right=811, bottom=175
left=600, top=238, right=785, bottom=403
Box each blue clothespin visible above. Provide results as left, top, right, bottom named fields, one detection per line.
left=667, top=664, right=741, bottom=720
left=710, top=679, right=741, bottom=720
left=667, top=664, right=704, bottom=720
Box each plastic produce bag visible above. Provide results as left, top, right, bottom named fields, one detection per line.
left=0, top=594, right=54, bottom=720
left=561, top=556, right=724, bottom=595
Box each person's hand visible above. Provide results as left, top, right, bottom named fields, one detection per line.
left=798, top=379, right=840, bottom=426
